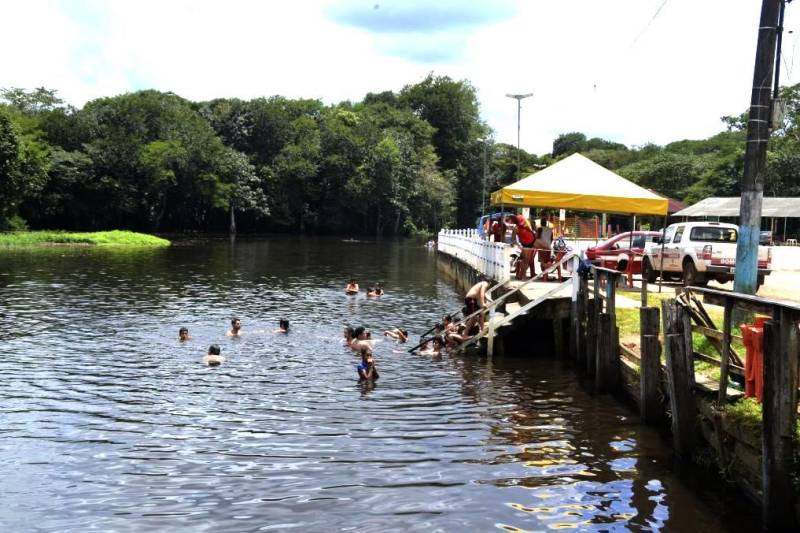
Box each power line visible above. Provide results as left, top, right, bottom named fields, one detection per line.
left=631, top=0, right=669, bottom=47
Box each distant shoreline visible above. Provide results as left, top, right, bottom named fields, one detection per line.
left=0, top=230, right=171, bottom=248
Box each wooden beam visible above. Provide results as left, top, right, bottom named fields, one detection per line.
left=640, top=307, right=662, bottom=424
left=662, top=299, right=697, bottom=459
left=718, top=301, right=734, bottom=404
left=761, top=309, right=800, bottom=530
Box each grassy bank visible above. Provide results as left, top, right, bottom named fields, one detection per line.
left=0, top=230, right=170, bottom=247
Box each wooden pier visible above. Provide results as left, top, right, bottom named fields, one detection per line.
left=435, top=229, right=800, bottom=530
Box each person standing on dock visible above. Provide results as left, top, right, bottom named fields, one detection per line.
left=534, top=216, right=554, bottom=281
left=464, top=278, right=492, bottom=330
left=509, top=214, right=536, bottom=278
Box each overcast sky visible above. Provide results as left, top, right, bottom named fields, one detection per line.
left=3, top=0, right=800, bottom=154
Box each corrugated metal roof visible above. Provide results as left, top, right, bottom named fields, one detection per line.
left=673, top=197, right=800, bottom=217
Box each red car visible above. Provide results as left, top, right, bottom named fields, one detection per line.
left=585, top=231, right=662, bottom=274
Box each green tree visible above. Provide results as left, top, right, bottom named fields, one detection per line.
left=399, top=74, right=487, bottom=226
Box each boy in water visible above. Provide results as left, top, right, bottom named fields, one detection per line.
left=367, top=287, right=378, bottom=297
left=345, top=279, right=359, bottom=295
left=179, top=327, right=191, bottom=342
left=226, top=318, right=242, bottom=337
left=357, top=347, right=379, bottom=381
left=350, top=326, right=373, bottom=353
left=202, top=345, right=225, bottom=366
left=464, top=278, right=492, bottom=329
left=275, top=319, right=290, bottom=334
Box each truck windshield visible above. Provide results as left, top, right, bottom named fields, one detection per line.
left=690, top=226, right=738, bottom=242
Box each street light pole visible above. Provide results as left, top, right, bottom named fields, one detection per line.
left=477, top=138, right=489, bottom=219
left=506, top=93, right=533, bottom=180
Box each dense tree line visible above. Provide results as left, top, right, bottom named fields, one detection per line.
left=0, top=76, right=493, bottom=235
left=3, top=80, right=800, bottom=235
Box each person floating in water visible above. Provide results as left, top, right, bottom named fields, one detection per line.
left=464, top=278, right=492, bottom=330
left=374, top=284, right=384, bottom=296
left=275, top=319, right=290, bottom=334
left=226, top=318, right=242, bottom=337
left=367, top=287, right=378, bottom=297
left=202, top=345, right=225, bottom=366
left=357, top=347, right=379, bottom=381
left=345, top=279, right=359, bottom=295
left=383, top=328, right=408, bottom=343
left=179, top=327, right=191, bottom=342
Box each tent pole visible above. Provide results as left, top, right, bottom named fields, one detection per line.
left=658, top=215, right=667, bottom=294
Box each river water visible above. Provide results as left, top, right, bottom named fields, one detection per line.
left=0, top=238, right=758, bottom=532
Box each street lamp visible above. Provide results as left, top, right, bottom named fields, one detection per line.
left=477, top=137, right=491, bottom=219
left=506, top=93, right=533, bottom=181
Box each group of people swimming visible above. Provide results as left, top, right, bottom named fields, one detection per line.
left=179, top=317, right=291, bottom=367
left=341, top=277, right=495, bottom=382
left=183, top=275, right=493, bottom=381
left=345, top=279, right=385, bottom=297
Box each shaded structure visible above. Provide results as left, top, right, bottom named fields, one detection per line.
left=673, top=197, right=800, bottom=242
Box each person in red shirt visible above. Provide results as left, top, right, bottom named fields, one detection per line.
left=509, top=214, right=536, bottom=278
left=490, top=215, right=506, bottom=243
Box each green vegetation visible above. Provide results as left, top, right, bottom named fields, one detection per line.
left=3, top=80, right=800, bottom=236
left=0, top=230, right=170, bottom=247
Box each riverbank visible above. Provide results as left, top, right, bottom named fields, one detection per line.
left=0, top=230, right=170, bottom=247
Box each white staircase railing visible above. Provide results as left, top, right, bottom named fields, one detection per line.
left=436, top=229, right=512, bottom=283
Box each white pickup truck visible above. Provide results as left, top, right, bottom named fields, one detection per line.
left=642, top=221, right=772, bottom=287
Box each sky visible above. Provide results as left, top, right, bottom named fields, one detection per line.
left=3, top=0, right=800, bottom=155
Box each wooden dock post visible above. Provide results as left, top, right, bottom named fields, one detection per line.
left=662, top=299, right=696, bottom=459
left=586, top=298, right=597, bottom=377
left=761, top=309, right=799, bottom=531
left=717, top=300, right=734, bottom=404
left=595, top=313, right=620, bottom=392
left=553, top=317, right=565, bottom=359
left=639, top=307, right=661, bottom=424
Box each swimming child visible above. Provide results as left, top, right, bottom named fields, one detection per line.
left=275, top=319, right=290, bottom=334
left=345, top=279, right=359, bottom=295
left=357, top=347, right=379, bottom=381
left=367, top=287, right=378, bottom=297
left=179, top=327, right=191, bottom=342
left=202, top=345, right=225, bottom=366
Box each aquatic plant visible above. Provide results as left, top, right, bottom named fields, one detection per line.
left=0, top=230, right=170, bottom=247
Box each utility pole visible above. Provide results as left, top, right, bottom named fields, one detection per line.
left=506, top=93, right=533, bottom=180
left=734, top=0, right=783, bottom=295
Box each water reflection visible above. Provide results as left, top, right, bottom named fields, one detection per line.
left=0, top=238, right=756, bottom=532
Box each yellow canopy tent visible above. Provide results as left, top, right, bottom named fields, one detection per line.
left=490, top=153, right=668, bottom=216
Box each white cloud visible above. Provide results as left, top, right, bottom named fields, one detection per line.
left=1, top=0, right=798, bottom=155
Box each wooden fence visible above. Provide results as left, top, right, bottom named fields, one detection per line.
left=571, top=271, right=800, bottom=530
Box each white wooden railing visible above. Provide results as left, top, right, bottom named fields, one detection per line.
left=437, top=229, right=513, bottom=282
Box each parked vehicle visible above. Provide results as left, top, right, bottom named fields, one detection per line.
left=475, top=211, right=515, bottom=240
left=759, top=230, right=773, bottom=246
left=642, top=222, right=772, bottom=287
left=584, top=231, right=662, bottom=274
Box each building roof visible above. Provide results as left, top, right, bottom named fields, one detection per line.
left=672, top=197, right=800, bottom=218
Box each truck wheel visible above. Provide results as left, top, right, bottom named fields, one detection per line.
left=682, top=259, right=707, bottom=287
left=757, top=274, right=765, bottom=291
left=642, top=258, right=658, bottom=284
